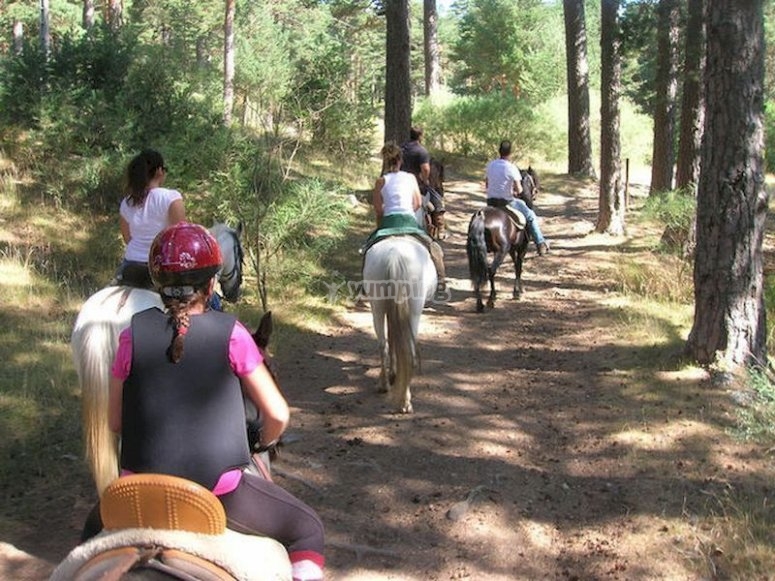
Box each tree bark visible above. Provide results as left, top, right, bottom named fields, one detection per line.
left=597, top=0, right=625, bottom=235
left=107, top=0, right=123, bottom=31
left=83, top=0, right=95, bottom=32
left=686, top=0, right=767, bottom=369
left=384, top=0, right=413, bottom=145
left=13, top=20, right=23, bottom=55
left=563, top=0, right=595, bottom=178
left=649, top=0, right=681, bottom=195
left=424, top=0, right=442, bottom=97
left=675, top=0, right=706, bottom=192
left=40, top=0, right=51, bottom=60
left=223, top=0, right=236, bottom=126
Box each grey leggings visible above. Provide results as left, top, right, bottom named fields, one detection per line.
left=219, top=468, right=325, bottom=556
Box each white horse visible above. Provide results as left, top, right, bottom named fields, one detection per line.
left=71, top=223, right=244, bottom=496
left=361, top=236, right=437, bottom=413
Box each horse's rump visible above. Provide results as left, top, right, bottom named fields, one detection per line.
left=362, top=236, right=436, bottom=413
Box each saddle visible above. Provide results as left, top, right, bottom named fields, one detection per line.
left=486, top=199, right=526, bottom=230
left=113, top=262, right=154, bottom=290
left=50, top=474, right=291, bottom=581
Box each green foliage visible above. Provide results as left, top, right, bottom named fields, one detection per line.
left=450, top=0, right=565, bottom=103
left=641, top=188, right=697, bottom=232
left=765, top=101, right=775, bottom=173
left=414, top=91, right=565, bottom=161
left=733, top=367, right=775, bottom=443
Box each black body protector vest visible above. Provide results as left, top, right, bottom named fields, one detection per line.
left=120, top=308, right=250, bottom=490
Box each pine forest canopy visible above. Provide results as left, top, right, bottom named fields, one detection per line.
left=0, top=0, right=773, bottom=371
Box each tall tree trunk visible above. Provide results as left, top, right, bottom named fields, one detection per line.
left=563, top=0, right=595, bottom=178
left=40, top=0, right=51, bottom=60
left=13, top=20, right=23, bottom=55
left=597, top=0, right=625, bottom=235
left=424, top=0, right=442, bottom=97
left=662, top=0, right=705, bottom=255
left=107, top=0, right=123, bottom=31
left=649, top=0, right=681, bottom=195
left=675, top=0, right=706, bottom=192
left=83, top=0, right=95, bottom=32
left=223, top=0, right=236, bottom=126
left=384, top=0, right=412, bottom=145
left=686, top=0, right=767, bottom=369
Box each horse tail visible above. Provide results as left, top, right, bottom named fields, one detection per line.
left=467, top=210, right=488, bottom=289
left=71, top=320, right=120, bottom=496
left=385, top=254, right=416, bottom=412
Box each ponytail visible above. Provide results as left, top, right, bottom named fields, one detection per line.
left=125, top=149, right=165, bottom=206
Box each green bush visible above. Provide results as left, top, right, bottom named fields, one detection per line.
left=641, top=188, right=697, bottom=232
left=414, top=92, right=563, bottom=161
left=765, top=100, right=775, bottom=173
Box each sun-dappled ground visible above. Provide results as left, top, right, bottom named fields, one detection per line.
left=2, top=165, right=774, bottom=580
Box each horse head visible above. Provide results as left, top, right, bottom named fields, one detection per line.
left=209, top=222, right=244, bottom=303
left=520, top=167, right=539, bottom=209
left=429, top=158, right=445, bottom=196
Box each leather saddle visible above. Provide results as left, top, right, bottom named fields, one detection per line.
left=50, top=474, right=291, bottom=581
left=486, top=199, right=527, bottom=230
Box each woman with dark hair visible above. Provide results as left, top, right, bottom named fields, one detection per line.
left=114, top=149, right=186, bottom=286
left=368, top=141, right=446, bottom=293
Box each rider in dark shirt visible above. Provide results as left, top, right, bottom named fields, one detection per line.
left=401, top=126, right=446, bottom=239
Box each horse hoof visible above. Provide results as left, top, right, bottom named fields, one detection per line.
left=397, top=404, right=413, bottom=414
left=476, top=303, right=485, bottom=313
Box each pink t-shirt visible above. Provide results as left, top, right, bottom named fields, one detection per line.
left=112, top=317, right=264, bottom=495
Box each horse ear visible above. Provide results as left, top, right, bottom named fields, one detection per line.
left=252, top=311, right=273, bottom=349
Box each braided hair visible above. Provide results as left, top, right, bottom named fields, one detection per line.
left=161, top=286, right=210, bottom=363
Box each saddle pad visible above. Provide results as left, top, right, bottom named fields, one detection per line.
left=48, top=528, right=292, bottom=581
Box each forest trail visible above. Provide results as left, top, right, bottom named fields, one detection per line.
left=5, top=168, right=771, bottom=580
left=269, top=167, right=769, bottom=580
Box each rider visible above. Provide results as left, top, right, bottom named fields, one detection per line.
left=485, top=140, right=549, bottom=256
left=87, top=223, right=326, bottom=581
left=401, top=126, right=446, bottom=239
left=370, top=142, right=446, bottom=293
left=115, top=149, right=186, bottom=288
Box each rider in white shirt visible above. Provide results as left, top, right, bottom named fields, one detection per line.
left=485, top=140, right=549, bottom=255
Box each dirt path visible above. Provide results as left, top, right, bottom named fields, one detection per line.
left=269, top=171, right=770, bottom=580
left=8, top=170, right=770, bottom=580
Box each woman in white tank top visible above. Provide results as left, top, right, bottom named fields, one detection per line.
left=372, top=142, right=422, bottom=226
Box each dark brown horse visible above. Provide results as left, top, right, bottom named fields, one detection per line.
left=466, top=168, right=538, bottom=312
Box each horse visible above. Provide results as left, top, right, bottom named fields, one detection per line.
left=71, top=222, right=245, bottom=496
left=420, top=157, right=446, bottom=240
left=361, top=236, right=437, bottom=413
left=466, top=168, right=539, bottom=312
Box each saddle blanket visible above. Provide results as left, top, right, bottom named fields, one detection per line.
left=49, top=527, right=291, bottom=581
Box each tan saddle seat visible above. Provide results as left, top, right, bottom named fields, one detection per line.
left=100, top=473, right=227, bottom=534
left=50, top=474, right=292, bottom=581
